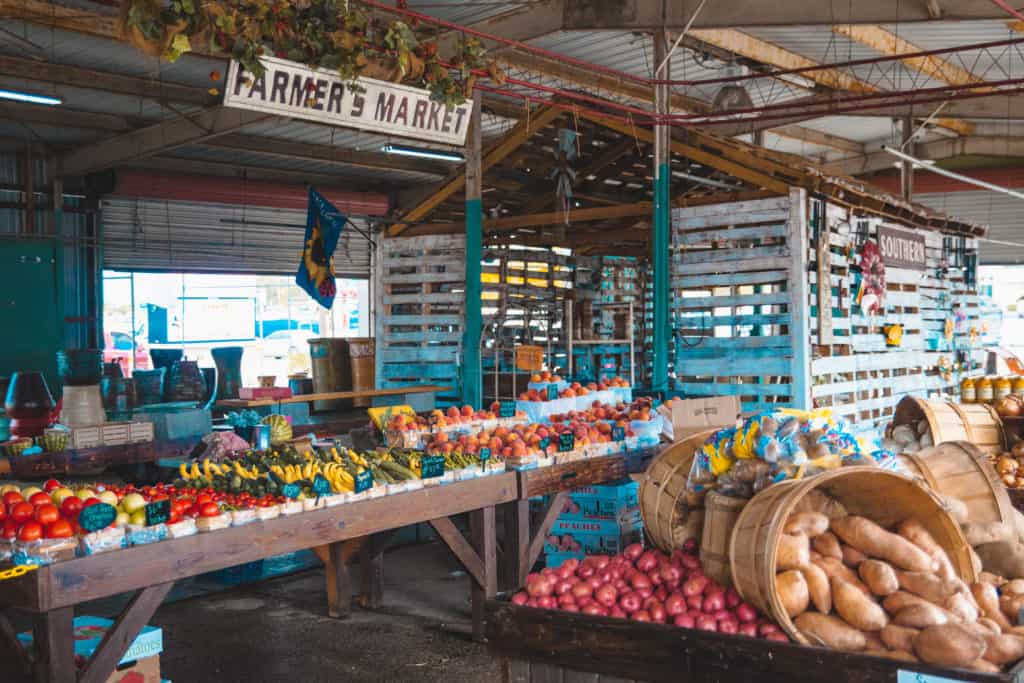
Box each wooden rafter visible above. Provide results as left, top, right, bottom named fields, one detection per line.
left=405, top=202, right=653, bottom=237
left=689, top=28, right=973, bottom=136
left=769, top=124, right=864, bottom=155
left=388, top=105, right=563, bottom=235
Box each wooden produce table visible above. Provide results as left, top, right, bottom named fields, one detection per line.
left=215, top=384, right=451, bottom=410
left=486, top=600, right=1024, bottom=683
left=0, top=438, right=199, bottom=479
left=502, top=454, right=627, bottom=590
left=0, top=472, right=516, bottom=683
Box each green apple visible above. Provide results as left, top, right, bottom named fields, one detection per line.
left=121, top=492, right=147, bottom=514
left=75, top=488, right=96, bottom=500
left=20, top=486, right=42, bottom=499
left=129, top=509, right=147, bottom=526
left=50, top=488, right=74, bottom=504
left=0, top=484, right=20, bottom=495
left=97, top=490, right=119, bottom=507
left=115, top=512, right=130, bottom=527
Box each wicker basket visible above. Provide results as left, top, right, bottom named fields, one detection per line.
left=638, top=429, right=715, bottom=552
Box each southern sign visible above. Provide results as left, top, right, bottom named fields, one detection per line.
left=878, top=226, right=927, bottom=271
left=224, top=57, right=471, bottom=146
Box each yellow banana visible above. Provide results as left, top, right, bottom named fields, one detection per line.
left=179, top=462, right=190, bottom=480
left=191, top=462, right=201, bottom=479
left=203, top=459, right=211, bottom=479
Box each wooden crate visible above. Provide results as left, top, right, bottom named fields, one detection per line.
left=487, top=600, right=1017, bottom=683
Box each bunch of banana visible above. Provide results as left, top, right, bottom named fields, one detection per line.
left=322, top=462, right=355, bottom=492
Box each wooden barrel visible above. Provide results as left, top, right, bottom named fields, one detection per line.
left=729, top=468, right=974, bottom=645
left=897, top=440, right=1015, bottom=529
left=638, top=430, right=716, bottom=552
left=700, top=490, right=747, bottom=587
left=892, top=395, right=1005, bottom=456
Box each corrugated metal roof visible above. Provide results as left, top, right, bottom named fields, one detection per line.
left=404, top=0, right=521, bottom=26
left=916, top=190, right=1024, bottom=264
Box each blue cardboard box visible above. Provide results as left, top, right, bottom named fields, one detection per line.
left=557, top=478, right=639, bottom=522
left=18, top=616, right=163, bottom=665
left=543, top=511, right=643, bottom=555
left=545, top=550, right=585, bottom=568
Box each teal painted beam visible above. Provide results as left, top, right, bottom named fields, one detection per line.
left=461, top=92, right=483, bottom=408
left=651, top=32, right=670, bottom=395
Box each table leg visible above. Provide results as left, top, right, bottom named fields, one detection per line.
left=359, top=534, right=385, bottom=609
left=0, top=611, right=32, bottom=682
left=79, top=582, right=173, bottom=683
left=327, top=541, right=353, bottom=619
left=33, top=607, right=74, bottom=683
left=522, top=491, right=569, bottom=582
left=470, top=505, right=497, bottom=643
left=502, top=499, right=530, bottom=591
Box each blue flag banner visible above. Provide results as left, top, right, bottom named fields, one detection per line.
left=297, top=187, right=346, bottom=309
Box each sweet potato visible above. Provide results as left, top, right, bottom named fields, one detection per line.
left=870, top=650, right=917, bottom=662
left=883, top=591, right=931, bottom=615
left=841, top=544, right=868, bottom=568
left=832, top=577, right=888, bottom=631
left=980, top=618, right=1005, bottom=635
left=946, top=592, right=979, bottom=623
left=964, top=621, right=998, bottom=640
left=794, top=612, right=866, bottom=652
left=831, top=516, right=936, bottom=572
left=792, top=490, right=848, bottom=520
left=812, top=532, right=842, bottom=561
left=777, top=569, right=810, bottom=618
left=862, top=631, right=885, bottom=651
left=913, top=624, right=987, bottom=668
left=975, top=541, right=1024, bottom=580
left=777, top=532, right=810, bottom=571
left=784, top=512, right=829, bottom=538
left=982, top=633, right=1024, bottom=665
left=895, top=570, right=959, bottom=604
left=813, top=556, right=872, bottom=597
left=969, top=659, right=1002, bottom=674
left=1008, top=625, right=1024, bottom=637
left=1004, top=578, right=1024, bottom=596
left=879, top=624, right=919, bottom=652
left=894, top=603, right=951, bottom=629
left=980, top=571, right=1007, bottom=587
left=972, top=582, right=1014, bottom=631
left=859, top=560, right=899, bottom=597
left=963, top=521, right=1015, bottom=547
left=896, top=518, right=958, bottom=583
left=999, top=593, right=1024, bottom=622
left=800, top=562, right=832, bottom=615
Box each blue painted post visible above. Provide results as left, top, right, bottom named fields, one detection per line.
left=462, top=92, right=483, bottom=408
left=652, top=33, right=671, bottom=395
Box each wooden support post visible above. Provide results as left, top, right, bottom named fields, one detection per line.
left=901, top=115, right=915, bottom=201
left=0, top=611, right=32, bottom=682
left=318, top=540, right=354, bottom=619
left=358, top=533, right=388, bottom=609
left=524, top=491, right=570, bottom=579
left=789, top=188, right=811, bottom=409
left=463, top=90, right=483, bottom=409
left=33, top=607, right=75, bottom=683
left=503, top=499, right=531, bottom=590
left=79, top=582, right=173, bottom=683
left=469, top=505, right=497, bottom=642
left=651, top=31, right=671, bottom=396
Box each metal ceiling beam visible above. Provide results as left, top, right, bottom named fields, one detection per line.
left=768, top=124, right=864, bottom=154
left=0, top=101, right=133, bottom=132
left=0, top=55, right=217, bottom=106
left=561, top=0, right=1013, bottom=29
left=433, top=1, right=564, bottom=55
left=823, top=135, right=1024, bottom=176
left=60, top=106, right=272, bottom=177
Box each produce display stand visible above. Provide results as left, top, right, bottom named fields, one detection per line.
left=0, top=438, right=199, bottom=479
left=215, top=384, right=451, bottom=410
left=486, top=601, right=1023, bottom=683
left=502, top=454, right=627, bottom=589
left=0, top=472, right=516, bottom=683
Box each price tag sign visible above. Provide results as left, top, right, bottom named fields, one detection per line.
left=896, top=671, right=967, bottom=683
left=312, top=474, right=332, bottom=497
left=612, top=425, right=626, bottom=442
left=282, top=483, right=301, bottom=499
left=79, top=503, right=117, bottom=532
left=421, top=455, right=446, bottom=479
left=143, top=499, right=170, bottom=526
left=479, top=447, right=491, bottom=464
left=355, top=469, right=373, bottom=493
left=539, top=438, right=550, bottom=451
left=546, top=384, right=559, bottom=401
left=558, top=432, right=575, bottom=453
left=499, top=401, right=515, bottom=418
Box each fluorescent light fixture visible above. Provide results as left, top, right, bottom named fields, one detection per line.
left=382, top=144, right=463, bottom=163
left=883, top=145, right=1024, bottom=202
left=0, top=88, right=61, bottom=106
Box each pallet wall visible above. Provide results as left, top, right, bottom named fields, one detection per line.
left=670, top=189, right=810, bottom=413
left=375, top=235, right=464, bottom=407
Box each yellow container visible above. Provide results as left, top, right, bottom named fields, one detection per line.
left=960, top=377, right=976, bottom=404
left=1013, top=376, right=1024, bottom=397
left=977, top=377, right=994, bottom=403
left=995, top=377, right=1012, bottom=402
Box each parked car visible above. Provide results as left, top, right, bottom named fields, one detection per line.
left=103, top=331, right=151, bottom=376
left=260, top=329, right=315, bottom=378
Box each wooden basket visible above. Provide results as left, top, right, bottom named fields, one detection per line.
left=700, top=490, right=747, bottom=587
left=729, top=467, right=975, bottom=645
left=892, top=395, right=1005, bottom=456
left=638, top=429, right=715, bottom=552
left=897, top=440, right=1014, bottom=529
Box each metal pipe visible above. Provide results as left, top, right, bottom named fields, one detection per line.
left=882, top=145, right=1024, bottom=202
left=990, top=0, right=1024, bottom=22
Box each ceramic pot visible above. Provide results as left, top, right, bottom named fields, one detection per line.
left=133, top=368, right=165, bottom=406
left=211, top=346, right=244, bottom=400
left=57, top=349, right=104, bottom=386
left=150, top=348, right=184, bottom=372
left=165, top=360, right=206, bottom=403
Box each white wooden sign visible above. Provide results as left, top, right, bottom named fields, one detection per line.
left=224, top=56, right=471, bottom=146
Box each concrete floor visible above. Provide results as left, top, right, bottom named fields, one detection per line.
left=85, top=541, right=502, bottom=682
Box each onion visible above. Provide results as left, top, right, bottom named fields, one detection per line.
left=635, top=551, right=658, bottom=572
left=683, top=576, right=708, bottom=597
left=557, top=593, right=576, bottom=607
left=527, top=576, right=554, bottom=597
left=623, top=543, right=643, bottom=561
left=686, top=594, right=704, bottom=610
left=636, top=587, right=652, bottom=600
left=597, top=571, right=613, bottom=585
left=589, top=555, right=609, bottom=570
left=512, top=592, right=529, bottom=605
left=555, top=580, right=574, bottom=595
left=683, top=538, right=698, bottom=553
left=648, top=570, right=664, bottom=586
left=648, top=602, right=667, bottom=623
left=738, top=622, right=758, bottom=638
left=576, top=596, right=594, bottom=608
left=702, top=592, right=725, bottom=614
left=719, top=619, right=739, bottom=635
left=696, top=615, right=718, bottom=632
left=556, top=565, right=574, bottom=581
left=576, top=564, right=595, bottom=579
left=561, top=558, right=580, bottom=572
left=631, top=610, right=651, bottom=622
left=680, top=554, right=701, bottom=571
left=562, top=603, right=580, bottom=612
left=660, top=565, right=682, bottom=587
left=653, top=586, right=669, bottom=602
left=595, top=584, right=618, bottom=607
left=665, top=593, right=686, bottom=617
left=759, top=623, right=780, bottom=636
left=614, top=579, right=628, bottom=591
left=673, top=614, right=695, bottom=628
left=586, top=576, right=602, bottom=590
left=572, top=582, right=594, bottom=599
left=582, top=604, right=607, bottom=617
left=630, top=573, right=652, bottom=591
left=537, top=595, right=556, bottom=609
left=609, top=606, right=627, bottom=619
left=709, top=609, right=730, bottom=622
left=619, top=591, right=642, bottom=613
left=735, top=603, right=757, bottom=623
left=542, top=567, right=557, bottom=578
left=526, top=598, right=539, bottom=608
left=725, top=588, right=741, bottom=609
left=765, top=632, right=789, bottom=642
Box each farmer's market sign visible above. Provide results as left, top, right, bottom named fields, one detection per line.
left=225, top=57, right=471, bottom=146
left=878, top=225, right=927, bottom=271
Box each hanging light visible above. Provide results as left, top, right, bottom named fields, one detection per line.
left=382, top=144, right=464, bottom=163
left=0, top=88, right=61, bottom=106
left=711, top=63, right=753, bottom=113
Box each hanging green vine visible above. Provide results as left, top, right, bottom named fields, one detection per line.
left=120, top=0, right=496, bottom=106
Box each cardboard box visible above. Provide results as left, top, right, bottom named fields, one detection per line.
left=18, top=616, right=163, bottom=666
left=543, top=512, right=643, bottom=555
left=110, top=655, right=161, bottom=683
left=554, top=478, right=639, bottom=523
left=658, top=396, right=740, bottom=442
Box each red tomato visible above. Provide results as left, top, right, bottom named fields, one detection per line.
left=184, top=505, right=198, bottom=518
left=10, top=502, right=35, bottom=524
left=198, top=502, right=220, bottom=518
left=34, top=504, right=59, bottom=526
left=195, top=494, right=214, bottom=506
left=60, top=496, right=83, bottom=517
left=18, top=521, right=42, bottom=542
left=0, top=504, right=7, bottom=522
left=82, top=497, right=102, bottom=508
left=2, top=491, right=24, bottom=507
left=1, top=520, right=18, bottom=539
left=29, top=492, right=52, bottom=507
left=42, top=479, right=61, bottom=492
left=45, top=519, right=73, bottom=539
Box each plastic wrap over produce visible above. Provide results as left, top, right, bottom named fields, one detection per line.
left=686, top=409, right=898, bottom=498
